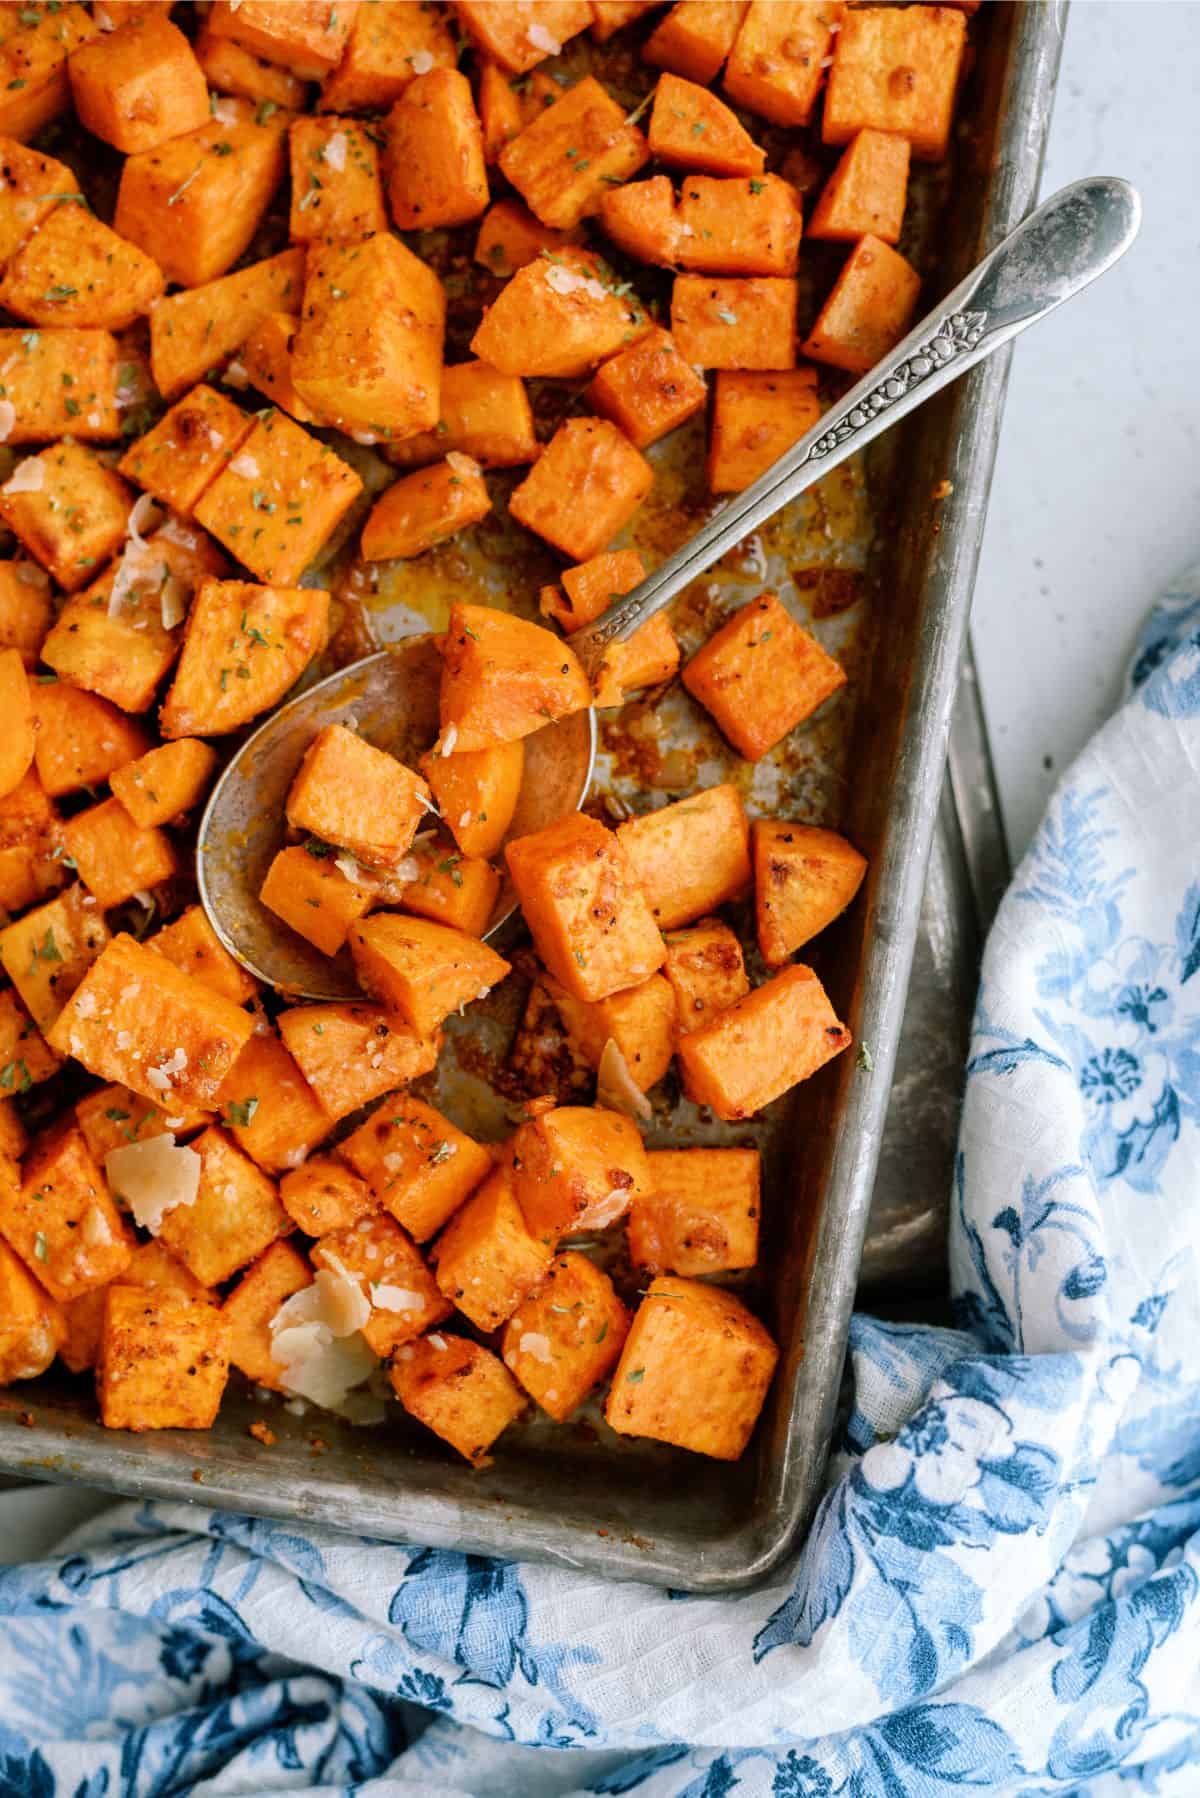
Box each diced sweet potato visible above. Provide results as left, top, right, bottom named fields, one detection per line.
left=0, top=1234, right=64, bottom=1385
left=499, top=74, right=647, bottom=230
left=478, top=62, right=523, bottom=164
left=671, top=274, right=797, bottom=370
left=431, top=1161, right=550, bottom=1330
left=723, top=0, right=844, bottom=127
left=510, top=1102, right=652, bottom=1244
left=593, top=610, right=680, bottom=707
left=510, top=416, right=653, bottom=561
left=119, top=385, right=254, bottom=519
left=150, top=247, right=305, bottom=401
left=470, top=246, right=650, bottom=379
left=474, top=196, right=579, bottom=277
left=68, top=12, right=209, bottom=153
left=0, top=560, right=51, bottom=665
left=341, top=1095, right=493, bottom=1241
left=159, top=578, right=331, bottom=740
left=678, top=173, right=803, bottom=276
left=682, top=591, right=845, bottom=759
left=390, top=1331, right=526, bottom=1465
left=195, top=22, right=309, bottom=109
left=0, top=442, right=133, bottom=592
left=62, top=798, right=178, bottom=911
left=222, top=1238, right=312, bottom=1388
left=147, top=904, right=259, bottom=1006
left=453, top=1, right=593, bottom=75
left=4, top=1117, right=131, bottom=1301
left=540, top=548, right=646, bottom=633
left=286, top=724, right=431, bottom=872
left=802, top=233, right=920, bottom=375
left=0, top=884, right=110, bottom=1034
left=0, top=986, right=59, bottom=1092
left=648, top=72, right=764, bottom=177
left=617, top=783, right=751, bottom=929
left=598, top=174, right=681, bottom=267
left=350, top=912, right=510, bottom=1036
left=280, top=1153, right=375, bottom=1237
left=706, top=367, right=820, bottom=492
left=290, top=114, right=386, bottom=241
left=361, top=455, right=491, bottom=561
left=438, top=600, right=591, bottom=753
left=314, top=1212, right=450, bottom=1355
left=678, top=960, right=850, bottom=1118
left=0, top=768, right=64, bottom=913
left=384, top=68, right=489, bottom=231
left=110, top=740, right=219, bottom=832
left=662, top=917, right=748, bottom=1032
left=60, top=1236, right=210, bottom=1377
left=157, top=1123, right=292, bottom=1287
left=586, top=327, right=706, bottom=450
left=31, top=682, right=148, bottom=798
left=320, top=0, right=456, bottom=113
left=98, top=1285, right=230, bottom=1432
left=0, top=4, right=95, bottom=145
left=208, top=0, right=358, bottom=80
left=823, top=4, right=967, bottom=161
left=47, top=932, right=255, bottom=1111
left=753, top=819, right=867, bottom=963
left=384, top=361, right=538, bottom=471
left=419, top=738, right=524, bottom=862
left=630, top=1146, right=760, bottom=1274
left=0, top=325, right=119, bottom=444
left=398, top=833, right=501, bottom=940
left=216, top=1030, right=332, bottom=1175
left=0, top=1097, right=25, bottom=1163
left=507, top=812, right=666, bottom=1002
left=0, top=135, right=79, bottom=267
left=644, top=2, right=748, bottom=83
left=591, top=0, right=661, bottom=37
left=0, top=648, right=33, bottom=801
left=605, top=1275, right=777, bottom=1457
left=500, top=1250, right=627, bottom=1419
left=277, top=1001, right=440, bottom=1122
left=259, top=845, right=375, bottom=958
left=0, top=197, right=162, bottom=330
left=75, top=1083, right=211, bottom=1168
left=546, top=968, right=676, bottom=1091
left=808, top=128, right=910, bottom=244
left=240, top=310, right=317, bottom=424
left=291, top=232, right=445, bottom=440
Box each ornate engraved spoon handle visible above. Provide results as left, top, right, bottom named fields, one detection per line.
left=572, top=176, right=1140, bottom=675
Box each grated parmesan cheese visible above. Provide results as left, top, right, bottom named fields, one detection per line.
left=518, top=1331, right=553, bottom=1364
left=4, top=456, right=44, bottom=495
left=228, top=451, right=260, bottom=479
left=105, top=1135, right=202, bottom=1234
left=544, top=264, right=608, bottom=302
left=408, top=49, right=435, bottom=74
left=146, top=1046, right=188, bottom=1091
left=323, top=131, right=347, bottom=172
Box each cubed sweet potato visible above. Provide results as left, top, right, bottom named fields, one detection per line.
left=510, top=1102, right=652, bottom=1244
left=662, top=917, right=748, bottom=1032
left=432, top=1162, right=550, bottom=1331
left=0, top=4, right=95, bottom=145
left=540, top=548, right=646, bottom=634
left=0, top=768, right=64, bottom=913
left=0, top=986, right=59, bottom=1092
left=644, top=2, right=749, bottom=84
left=682, top=591, right=845, bottom=759
left=110, top=740, right=219, bottom=831
left=60, top=1235, right=210, bottom=1377
left=259, top=844, right=376, bottom=958
left=4, top=1117, right=131, bottom=1301
left=419, top=737, right=524, bottom=862
left=546, top=968, right=676, bottom=1091
left=478, top=62, right=522, bottom=164
left=438, top=600, right=591, bottom=753
left=320, top=0, right=456, bottom=113
left=290, top=114, right=386, bottom=240
left=280, top=1153, right=376, bottom=1237
left=500, top=1249, right=627, bottom=1419
left=598, top=173, right=681, bottom=267
left=195, top=22, right=309, bottom=110
left=591, top=0, right=661, bottom=37
left=540, top=551, right=677, bottom=706
left=0, top=1097, right=25, bottom=1163
left=350, top=912, right=510, bottom=1036
left=0, top=883, right=110, bottom=1034
left=150, top=247, right=305, bottom=401
left=823, top=4, right=967, bottom=161
left=631, top=1146, right=760, bottom=1274
left=723, top=0, right=844, bottom=127
left=0, top=196, right=162, bottom=330
left=678, top=960, right=851, bottom=1118
left=808, top=128, right=910, bottom=244
left=678, top=173, right=803, bottom=276
left=706, top=367, right=820, bottom=492
left=68, top=12, right=209, bottom=153
left=156, top=1123, right=292, bottom=1287
left=277, top=1001, right=440, bottom=1121
left=0, top=324, right=119, bottom=443
left=216, top=1030, right=332, bottom=1175
left=802, top=233, right=920, bottom=375
left=208, top=0, right=358, bottom=80
left=31, top=682, right=148, bottom=799
left=286, top=723, right=431, bottom=872
left=0, top=442, right=133, bottom=592
left=384, top=67, right=489, bottom=231
left=671, top=274, right=797, bottom=369
left=510, top=416, right=654, bottom=561
left=453, top=1, right=593, bottom=74
left=593, top=611, right=680, bottom=707
left=341, top=1095, right=493, bottom=1242
left=0, top=648, right=33, bottom=801
left=605, top=1275, right=777, bottom=1457
left=361, top=454, right=491, bottom=560
left=75, top=1084, right=211, bottom=1168
left=471, top=246, right=650, bottom=379
left=222, top=1237, right=313, bottom=1388
left=0, top=560, right=51, bottom=666
left=98, top=1285, right=230, bottom=1431
left=390, top=1331, right=525, bottom=1465
left=159, top=578, right=331, bottom=740
left=616, top=783, right=751, bottom=929
left=62, top=797, right=178, bottom=911
left=474, top=196, right=579, bottom=277
left=384, top=361, right=538, bottom=471
left=314, top=1212, right=450, bottom=1355
left=48, top=932, right=255, bottom=1111
left=147, top=904, right=259, bottom=1006
left=240, top=310, right=316, bottom=424
left=753, top=819, right=867, bottom=963
left=119, top=385, right=254, bottom=519
left=499, top=74, right=647, bottom=230
left=586, top=327, right=706, bottom=450
left=398, top=833, right=501, bottom=940
left=648, top=72, right=764, bottom=177
left=0, top=1234, right=64, bottom=1385
left=0, top=135, right=79, bottom=268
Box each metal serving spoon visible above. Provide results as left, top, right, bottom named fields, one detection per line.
left=199, top=175, right=1140, bottom=1001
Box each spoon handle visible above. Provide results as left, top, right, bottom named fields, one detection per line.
left=570, top=175, right=1141, bottom=674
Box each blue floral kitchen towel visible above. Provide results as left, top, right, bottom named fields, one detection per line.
left=4, top=572, right=1200, bottom=1798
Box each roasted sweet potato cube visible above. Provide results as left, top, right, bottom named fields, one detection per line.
left=157, top=1124, right=292, bottom=1287
left=606, top=1275, right=777, bottom=1457
left=499, top=74, right=647, bottom=231
left=241, top=310, right=317, bottom=424
left=802, top=234, right=920, bottom=375
left=616, top=783, right=751, bottom=930
left=506, top=812, right=665, bottom=1002
left=540, top=548, right=647, bottom=633
left=118, top=386, right=254, bottom=520
left=510, top=1103, right=652, bottom=1244
left=0, top=1097, right=25, bottom=1163
left=671, top=275, right=797, bottom=370
left=500, top=1250, right=627, bottom=1419
left=0, top=987, right=58, bottom=1093
left=320, top=0, right=456, bottom=113
left=286, top=723, right=431, bottom=872
left=0, top=325, right=119, bottom=444
left=361, top=455, right=491, bottom=561
left=150, top=248, right=305, bottom=402
left=470, top=246, right=650, bottom=379
left=632, top=1146, right=760, bottom=1275
left=593, top=611, right=680, bottom=708
left=222, top=1238, right=312, bottom=1388
left=474, top=196, right=579, bottom=277
left=75, top=1084, right=211, bottom=1168
left=208, top=0, right=358, bottom=80
left=147, top=904, right=259, bottom=1006
left=648, top=72, right=764, bottom=177
left=677, top=173, right=803, bottom=276
left=453, top=1, right=593, bottom=74
left=432, top=1162, right=550, bottom=1331
left=478, top=62, right=523, bottom=163
left=399, top=833, right=501, bottom=940
left=591, top=0, right=661, bottom=36
left=0, top=199, right=163, bottom=330
left=0, top=560, right=51, bottom=666
left=384, top=68, right=489, bottom=231
left=195, top=22, right=309, bottom=109
left=510, top=416, right=653, bottom=561
left=546, top=969, right=676, bottom=1091
left=0, top=1234, right=64, bottom=1385
left=216, top=1031, right=332, bottom=1175
left=438, top=601, right=591, bottom=753
left=663, top=917, right=748, bottom=1033
left=314, top=1213, right=449, bottom=1356
left=31, top=682, right=149, bottom=798
left=0, top=4, right=95, bottom=144
left=0, top=884, right=110, bottom=1034
left=586, top=327, right=706, bottom=450
left=290, top=114, right=386, bottom=241
left=385, top=361, right=538, bottom=471
left=0, top=135, right=79, bottom=266
left=110, top=741, right=219, bottom=832
left=62, top=798, right=178, bottom=911
left=808, top=128, right=910, bottom=244
left=341, top=1096, right=493, bottom=1242
left=723, top=0, right=843, bottom=127
left=291, top=233, right=445, bottom=440
left=753, top=820, right=867, bottom=963
left=0, top=443, right=133, bottom=592
left=350, top=913, right=510, bottom=1036
left=68, top=12, right=209, bottom=153
left=680, top=960, right=850, bottom=1118
left=706, top=368, right=820, bottom=493
left=644, top=1, right=749, bottom=83
left=391, top=1332, right=525, bottom=1465
left=159, top=579, right=331, bottom=740
left=260, top=845, right=375, bottom=958
left=3, top=1117, right=131, bottom=1301
left=0, top=768, right=64, bottom=914
left=277, top=1002, right=440, bottom=1122
left=280, top=1153, right=376, bottom=1237
left=98, top=1286, right=230, bottom=1432
left=0, top=648, right=33, bottom=801
left=60, top=1236, right=210, bottom=1377
left=598, top=174, right=681, bottom=268
left=419, top=738, right=524, bottom=862
left=682, top=592, right=845, bottom=759
left=823, top=4, right=966, bottom=161
left=47, top=933, right=255, bottom=1111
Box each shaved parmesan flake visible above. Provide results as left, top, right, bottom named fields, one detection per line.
left=518, top=1331, right=553, bottom=1364
left=269, top=1266, right=377, bottom=1408
left=228, top=451, right=260, bottom=479
left=370, top=1284, right=425, bottom=1314
left=224, top=360, right=250, bottom=389
left=4, top=456, right=44, bottom=494
left=445, top=450, right=481, bottom=478
left=127, top=492, right=162, bottom=549
left=146, top=1046, right=188, bottom=1091
left=439, top=724, right=458, bottom=757
left=81, top=1204, right=113, bottom=1250
left=527, top=22, right=562, bottom=53
left=0, top=399, right=14, bottom=443
left=161, top=578, right=188, bottom=630
left=597, top=1038, right=652, bottom=1120
left=105, top=1135, right=201, bottom=1234
left=323, top=131, right=347, bottom=172
left=212, top=97, right=240, bottom=126
left=408, top=49, right=435, bottom=74
left=544, top=264, right=607, bottom=302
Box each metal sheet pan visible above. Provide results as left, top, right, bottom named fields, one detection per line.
left=0, top=2, right=1065, bottom=1592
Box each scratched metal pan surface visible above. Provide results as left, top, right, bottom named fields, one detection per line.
left=0, top=4, right=1065, bottom=1592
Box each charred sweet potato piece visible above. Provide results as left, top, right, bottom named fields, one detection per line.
left=510, top=416, right=654, bottom=561
left=706, top=367, right=820, bottom=493
left=341, top=1095, right=493, bottom=1241
left=384, top=361, right=538, bottom=471
left=682, top=591, right=845, bottom=759
left=616, top=784, right=751, bottom=930
left=385, top=68, right=489, bottom=231
left=259, top=846, right=376, bottom=958
left=644, top=2, right=749, bottom=84
left=510, top=1102, right=652, bottom=1245
left=432, top=1162, right=551, bottom=1331
left=671, top=274, right=797, bottom=370
left=438, top=601, right=591, bottom=753
left=391, top=1331, right=526, bottom=1465
left=350, top=913, right=510, bottom=1036
left=286, top=724, right=431, bottom=872
left=0, top=442, right=133, bottom=592
left=110, top=740, right=220, bottom=831
left=159, top=578, right=331, bottom=740
left=0, top=884, right=110, bottom=1035
left=277, top=1002, right=440, bottom=1122
left=501, top=1250, right=628, bottom=1419
left=289, top=114, right=386, bottom=241
left=418, top=737, right=524, bottom=861
left=0, top=325, right=119, bottom=444
left=586, top=327, right=706, bottom=449
left=68, top=12, right=209, bottom=153
left=662, top=917, right=748, bottom=1033
left=453, top=1, right=593, bottom=74
left=678, top=961, right=851, bottom=1118
left=4, top=1117, right=131, bottom=1302
left=361, top=455, right=491, bottom=560
left=471, top=246, right=650, bottom=379
left=802, top=234, right=920, bottom=375
left=98, top=1286, right=230, bottom=1432
left=648, top=72, right=764, bottom=177
left=320, top=0, right=456, bottom=113
left=808, top=128, right=910, bottom=244
left=753, top=819, right=868, bottom=963
left=631, top=1146, right=760, bottom=1275
left=723, top=0, right=844, bottom=127
left=208, top=0, right=358, bottom=80
left=499, top=74, right=647, bottom=230
left=823, top=3, right=967, bottom=161
left=150, top=247, right=305, bottom=402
